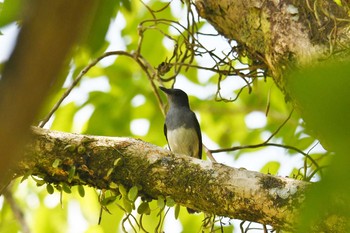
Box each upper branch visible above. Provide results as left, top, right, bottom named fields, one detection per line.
left=194, top=0, right=350, bottom=90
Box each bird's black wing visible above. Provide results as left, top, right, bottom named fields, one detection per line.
left=163, top=123, right=171, bottom=150
left=192, top=112, right=202, bottom=159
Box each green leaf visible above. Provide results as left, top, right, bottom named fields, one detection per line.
left=32, top=176, right=45, bottom=186
left=121, top=0, right=132, bottom=11
left=78, top=185, right=85, bottom=197
left=290, top=168, right=302, bottom=180
left=52, top=159, right=61, bottom=168
left=106, top=168, right=113, bottom=178
left=127, top=186, right=138, bottom=202
left=101, top=195, right=117, bottom=206
left=46, top=184, right=54, bottom=194
left=295, top=136, right=315, bottom=151
left=165, top=196, right=175, bottom=207
left=333, top=0, right=342, bottom=6
left=137, top=202, right=151, bottom=215
left=50, top=102, right=78, bottom=132
left=55, top=184, right=62, bottom=192
left=109, top=182, right=118, bottom=189
left=20, top=171, right=32, bottom=183
left=68, top=166, right=76, bottom=183
left=174, top=204, right=180, bottom=219
left=85, top=0, right=120, bottom=54
left=260, top=161, right=280, bottom=175
left=113, top=158, right=122, bottom=166
left=123, top=198, right=133, bottom=213
left=119, top=184, right=127, bottom=197
left=62, top=183, right=72, bottom=193
left=64, top=144, right=76, bottom=152
left=77, top=145, right=86, bottom=154
left=0, top=0, right=21, bottom=27
left=157, top=196, right=165, bottom=209
left=287, top=60, right=350, bottom=151
left=85, top=92, right=132, bottom=136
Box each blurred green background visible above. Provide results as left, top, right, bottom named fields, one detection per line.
left=1, top=0, right=344, bottom=232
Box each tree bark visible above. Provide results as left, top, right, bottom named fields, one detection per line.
left=6, top=127, right=317, bottom=231
left=194, top=0, right=350, bottom=91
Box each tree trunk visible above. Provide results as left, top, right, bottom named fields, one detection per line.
left=0, top=0, right=96, bottom=187
left=7, top=127, right=347, bottom=232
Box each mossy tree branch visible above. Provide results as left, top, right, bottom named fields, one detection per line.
left=9, top=127, right=314, bottom=231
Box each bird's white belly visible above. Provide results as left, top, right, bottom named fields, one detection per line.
left=167, top=127, right=199, bottom=158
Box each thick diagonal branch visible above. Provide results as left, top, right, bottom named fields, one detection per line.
left=15, top=127, right=309, bottom=230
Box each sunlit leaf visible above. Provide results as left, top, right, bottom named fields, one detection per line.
left=260, top=161, right=280, bottom=175
left=123, top=197, right=133, bottom=213
left=118, top=184, right=127, bottom=197
left=51, top=102, right=78, bottom=132
left=127, top=186, right=138, bottom=202
left=113, top=158, right=121, bottom=166
left=0, top=0, right=21, bottom=26
left=157, top=196, right=165, bottom=209
left=109, top=182, right=118, bottom=189
left=106, top=168, right=113, bottom=178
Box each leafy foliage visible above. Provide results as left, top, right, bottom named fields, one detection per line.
left=287, top=61, right=350, bottom=231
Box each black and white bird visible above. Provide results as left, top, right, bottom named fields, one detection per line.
left=160, top=86, right=203, bottom=213
left=159, top=86, right=202, bottom=159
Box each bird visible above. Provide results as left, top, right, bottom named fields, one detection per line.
left=160, top=86, right=202, bottom=213
left=159, top=86, right=202, bottom=159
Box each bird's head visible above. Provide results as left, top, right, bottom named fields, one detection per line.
left=159, top=86, right=190, bottom=108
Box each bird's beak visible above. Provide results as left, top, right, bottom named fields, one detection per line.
left=159, top=86, right=171, bottom=95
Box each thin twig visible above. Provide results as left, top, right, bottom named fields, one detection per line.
left=209, top=110, right=320, bottom=170
left=38, top=51, right=134, bottom=128
left=203, top=144, right=216, bottom=162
